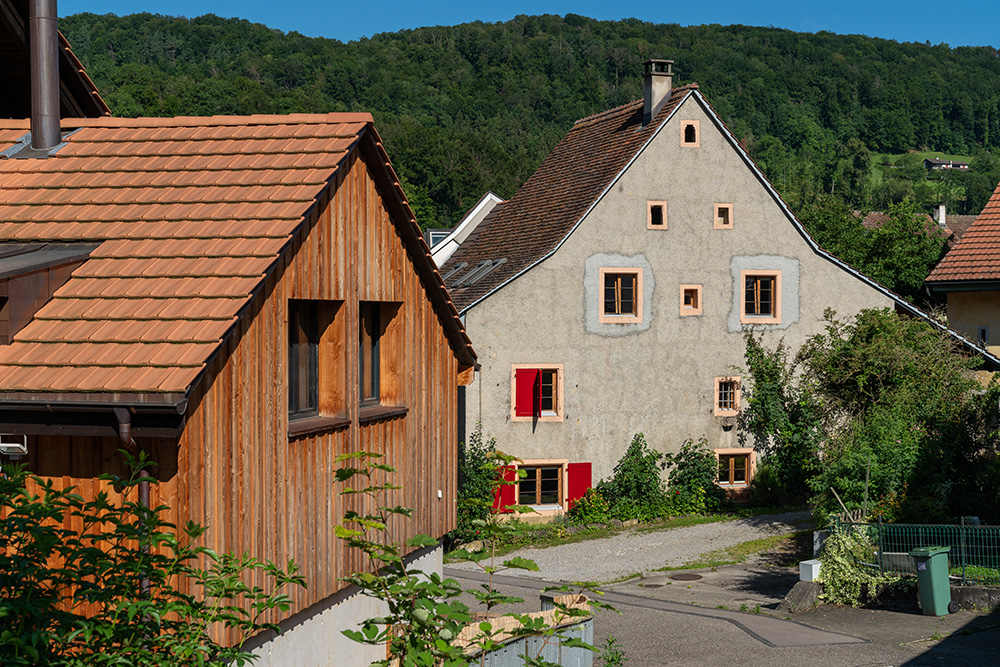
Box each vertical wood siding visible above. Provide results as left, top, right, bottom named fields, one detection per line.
left=20, top=144, right=460, bottom=632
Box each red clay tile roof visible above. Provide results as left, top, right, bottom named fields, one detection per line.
left=440, top=85, right=698, bottom=311
left=0, top=114, right=473, bottom=399
left=926, top=181, right=1000, bottom=282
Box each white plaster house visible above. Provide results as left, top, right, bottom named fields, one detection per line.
left=441, top=60, right=997, bottom=509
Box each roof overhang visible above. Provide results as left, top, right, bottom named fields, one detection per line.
left=924, top=280, right=1000, bottom=294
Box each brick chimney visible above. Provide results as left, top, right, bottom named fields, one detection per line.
left=643, top=59, right=673, bottom=126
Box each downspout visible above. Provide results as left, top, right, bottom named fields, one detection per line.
left=114, top=407, right=151, bottom=596
left=29, top=0, right=61, bottom=151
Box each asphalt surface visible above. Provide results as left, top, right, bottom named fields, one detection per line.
left=444, top=512, right=1000, bottom=666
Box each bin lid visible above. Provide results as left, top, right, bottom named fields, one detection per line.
left=910, top=546, right=951, bottom=557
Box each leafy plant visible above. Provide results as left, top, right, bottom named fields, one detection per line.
left=816, top=525, right=906, bottom=607
left=598, top=635, right=627, bottom=666
left=336, top=451, right=611, bottom=666
left=597, top=433, right=668, bottom=521
left=0, top=455, right=305, bottom=667
left=567, top=488, right=611, bottom=525
left=450, top=422, right=498, bottom=544
left=663, top=437, right=726, bottom=512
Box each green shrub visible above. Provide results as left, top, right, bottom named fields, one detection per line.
left=450, top=422, right=496, bottom=544
left=597, top=433, right=669, bottom=522
left=817, top=525, right=906, bottom=607
left=664, top=437, right=728, bottom=512
left=567, top=488, right=611, bottom=525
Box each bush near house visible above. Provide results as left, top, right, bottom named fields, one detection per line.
left=449, top=422, right=497, bottom=545
left=0, top=458, right=304, bottom=667
left=740, top=308, right=1000, bottom=524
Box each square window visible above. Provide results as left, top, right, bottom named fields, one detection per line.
left=714, top=376, right=740, bottom=417
left=598, top=268, right=643, bottom=324
left=680, top=284, right=703, bottom=316
left=647, top=201, right=668, bottom=229
left=718, top=453, right=750, bottom=485
left=288, top=299, right=345, bottom=427
left=714, top=203, right=733, bottom=229
left=681, top=120, right=700, bottom=147
left=740, top=270, right=781, bottom=324
left=511, top=364, right=564, bottom=422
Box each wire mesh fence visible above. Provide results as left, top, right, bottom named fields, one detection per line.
left=838, top=520, right=1000, bottom=587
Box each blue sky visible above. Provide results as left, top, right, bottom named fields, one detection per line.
left=61, top=0, right=999, bottom=48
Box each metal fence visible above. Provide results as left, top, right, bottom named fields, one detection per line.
left=838, top=520, right=1000, bottom=587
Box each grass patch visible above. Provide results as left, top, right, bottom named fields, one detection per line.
left=655, top=530, right=813, bottom=572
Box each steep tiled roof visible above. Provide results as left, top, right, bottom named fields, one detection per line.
left=926, top=182, right=1000, bottom=282
left=0, top=114, right=472, bottom=400
left=440, top=85, right=698, bottom=310
left=944, top=214, right=977, bottom=246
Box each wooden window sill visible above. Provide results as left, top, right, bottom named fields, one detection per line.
left=358, top=405, right=409, bottom=424
left=288, top=415, right=350, bottom=439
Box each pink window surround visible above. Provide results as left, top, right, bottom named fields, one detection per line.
left=680, top=284, right=703, bottom=316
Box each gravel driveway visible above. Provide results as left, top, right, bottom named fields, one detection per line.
left=448, top=511, right=813, bottom=584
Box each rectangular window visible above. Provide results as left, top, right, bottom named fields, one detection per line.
left=714, top=203, right=733, bottom=229
left=979, top=326, right=989, bottom=348
left=289, top=300, right=319, bottom=418
left=714, top=376, right=740, bottom=417
left=718, top=454, right=749, bottom=485
left=0, top=297, right=9, bottom=346
left=680, top=284, right=703, bottom=316
left=740, top=271, right=781, bottom=324
left=598, top=268, right=643, bottom=324
left=511, top=364, right=564, bottom=422
left=519, top=465, right=562, bottom=505
left=647, top=201, right=667, bottom=229
left=359, top=302, right=381, bottom=406
left=288, top=299, right=346, bottom=434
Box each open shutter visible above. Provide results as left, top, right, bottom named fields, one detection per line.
left=492, top=465, right=517, bottom=513
left=566, top=462, right=592, bottom=510
left=514, top=368, right=540, bottom=417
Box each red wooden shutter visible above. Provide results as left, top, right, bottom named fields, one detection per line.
left=566, top=462, right=592, bottom=510
left=492, top=465, right=517, bottom=513
left=514, top=368, right=540, bottom=417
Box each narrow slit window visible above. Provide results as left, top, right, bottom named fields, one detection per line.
left=289, top=300, right=319, bottom=418
left=359, top=302, right=381, bottom=406
left=980, top=326, right=989, bottom=347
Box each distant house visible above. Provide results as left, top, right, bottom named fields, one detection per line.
left=0, top=16, right=476, bottom=664
left=926, top=181, right=1000, bottom=359
left=924, top=157, right=969, bottom=171
left=430, top=191, right=505, bottom=267
left=441, top=60, right=997, bottom=507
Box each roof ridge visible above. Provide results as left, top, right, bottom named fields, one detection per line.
left=53, top=113, right=374, bottom=130
left=571, top=83, right=699, bottom=129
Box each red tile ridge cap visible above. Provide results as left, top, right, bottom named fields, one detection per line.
left=1, top=113, right=373, bottom=131
left=571, top=83, right=698, bottom=129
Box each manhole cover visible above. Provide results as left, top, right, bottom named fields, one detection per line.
left=670, top=573, right=702, bottom=581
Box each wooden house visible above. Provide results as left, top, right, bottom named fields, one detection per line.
left=0, top=112, right=475, bottom=664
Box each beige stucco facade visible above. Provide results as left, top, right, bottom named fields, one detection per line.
left=945, top=291, right=1000, bottom=357
left=461, top=94, right=894, bottom=487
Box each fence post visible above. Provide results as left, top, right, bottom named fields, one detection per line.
left=877, top=517, right=883, bottom=574
left=960, top=516, right=967, bottom=586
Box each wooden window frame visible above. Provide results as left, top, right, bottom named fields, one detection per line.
left=511, top=363, right=564, bottom=422
left=681, top=120, right=701, bottom=147
left=515, top=459, right=569, bottom=510
left=714, top=376, right=740, bottom=417
left=287, top=299, right=348, bottom=435
left=715, top=448, right=754, bottom=487
left=740, top=270, right=781, bottom=324
left=680, top=284, right=703, bottom=317
left=714, top=203, right=734, bottom=230
left=358, top=301, right=403, bottom=418
left=647, top=201, right=668, bottom=230
left=598, top=267, right=643, bottom=324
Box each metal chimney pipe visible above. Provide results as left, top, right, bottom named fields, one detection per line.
left=29, top=0, right=61, bottom=151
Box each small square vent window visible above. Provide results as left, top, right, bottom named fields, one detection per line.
left=680, top=285, right=702, bottom=316
left=647, top=201, right=667, bottom=229
left=715, top=203, right=733, bottom=229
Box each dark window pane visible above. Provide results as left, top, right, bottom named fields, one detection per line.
left=360, top=302, right=380, bottom=405
left=650, top=205, right=663, bottom=226
left=289, top=301, right=319, bottom=418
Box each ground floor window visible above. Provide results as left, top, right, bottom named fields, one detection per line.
left=519, top=465, right=562, bottom=505
left=718, top=453, right=749, bottom=485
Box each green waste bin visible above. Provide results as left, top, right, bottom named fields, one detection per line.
left=910, top=546, right=954, bottom=616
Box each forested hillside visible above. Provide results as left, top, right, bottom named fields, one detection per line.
left=59, top=12, right=1000, bottom=229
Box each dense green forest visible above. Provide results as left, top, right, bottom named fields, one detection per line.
left=60, top=12, right=1000, bottom=231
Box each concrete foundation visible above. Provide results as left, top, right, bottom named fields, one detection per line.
left=248, top=544, right=443, bottom=666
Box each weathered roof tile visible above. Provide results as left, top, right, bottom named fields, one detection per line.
left=927, top=182, right=1000, bottom=282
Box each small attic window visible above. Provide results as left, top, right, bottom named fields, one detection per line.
left=714, top=204, right=733, bottom=229
left=647, top=201, right=667, bottom=229
left=681, top=121, right=700, bottom=147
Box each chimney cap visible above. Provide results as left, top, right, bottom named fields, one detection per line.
left=643, top=59, right=674, bottom=76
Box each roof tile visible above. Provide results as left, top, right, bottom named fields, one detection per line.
left=927, top=182, right=1000, bottom=282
